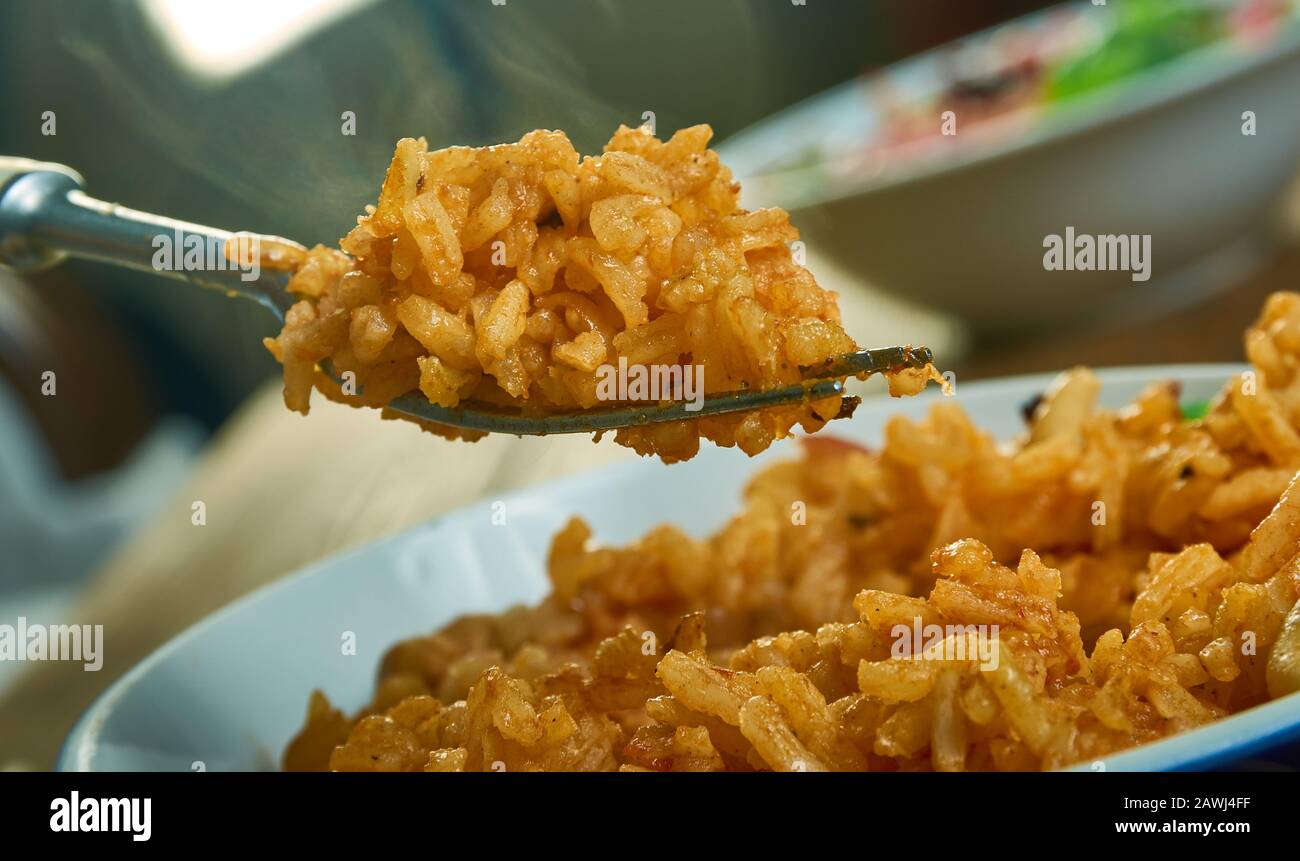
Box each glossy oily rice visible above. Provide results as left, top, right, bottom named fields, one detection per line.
left=258, top=125, right=939, bottom=462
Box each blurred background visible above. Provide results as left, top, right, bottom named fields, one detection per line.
left=2, top=0, right=1300, bottom=767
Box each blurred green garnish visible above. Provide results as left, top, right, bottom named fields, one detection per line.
left=1047, top=0, right=1223, bottom=101
left=1181, top=399, right=1211, bottom=421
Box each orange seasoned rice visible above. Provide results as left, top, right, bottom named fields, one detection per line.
left=257, top=125, right=940, bottom=463
left=284, top=293, right=1300, bottom=772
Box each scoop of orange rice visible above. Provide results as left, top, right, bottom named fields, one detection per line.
left=258, top=124, right=937, bottom=462
left=283, top=294, right=1300, bottom=772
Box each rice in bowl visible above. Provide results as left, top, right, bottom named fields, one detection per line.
left=283, top=295, right=1300, bottom=772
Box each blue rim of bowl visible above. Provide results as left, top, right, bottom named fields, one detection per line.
left=1066, top=690, right=1300, bottom=771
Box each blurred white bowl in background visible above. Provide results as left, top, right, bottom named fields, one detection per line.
left=720, top=3, right=1300, bottom=335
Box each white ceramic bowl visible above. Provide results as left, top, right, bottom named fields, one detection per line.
left=719, top=4, right=1300, bottom=334
left=60, top=364, right=1300, bottom=771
